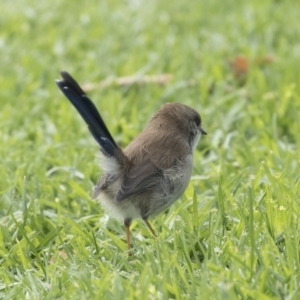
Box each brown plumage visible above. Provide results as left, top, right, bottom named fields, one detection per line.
left=56, top=71, right=207, bottom=254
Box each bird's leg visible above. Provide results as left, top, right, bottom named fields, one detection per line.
left=126, top=225, right=131, bottom=250
left=124, top=218, right=132, bottom=255
left=143, top=219, right=157, bottom=237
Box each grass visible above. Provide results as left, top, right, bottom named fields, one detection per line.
left=1, top=0, right=300, bottom=298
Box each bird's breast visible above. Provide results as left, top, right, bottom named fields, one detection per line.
left=145, top=154, right=194, bottom=217
left=162, top=154, right=193, bottom=198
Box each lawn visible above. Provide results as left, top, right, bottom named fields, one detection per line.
left=1, top=0, right=300, bottom=299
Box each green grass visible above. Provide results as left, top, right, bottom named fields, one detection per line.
left=1, top=0, right=300, bottom=299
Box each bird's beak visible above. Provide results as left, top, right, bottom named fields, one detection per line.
left=201, top=128, right=207, bottom=135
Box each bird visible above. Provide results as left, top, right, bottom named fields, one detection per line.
left=56, top=71, right=207, bottom=253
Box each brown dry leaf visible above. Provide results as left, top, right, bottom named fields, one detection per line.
left=49, top=251, right=69, bottom=264
left=229, top=56, right=249, bottom=83
left=229, top=55, right=273, bottom=85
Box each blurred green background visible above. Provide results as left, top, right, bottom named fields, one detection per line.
left=1, top=0, right=300, bottom=299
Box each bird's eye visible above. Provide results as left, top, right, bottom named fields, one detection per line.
left=194, top=115, right=201, bottom=126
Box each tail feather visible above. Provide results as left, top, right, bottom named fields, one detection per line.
left=56, top=71, right=117, bottom=156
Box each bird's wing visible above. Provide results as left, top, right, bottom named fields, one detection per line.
left=116, top=156, right=161, bottom=202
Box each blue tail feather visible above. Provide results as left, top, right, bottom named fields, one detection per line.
left=56, top=71, right=117, bottom=156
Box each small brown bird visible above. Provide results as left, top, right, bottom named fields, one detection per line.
left=56, top=71, right=207, bottom=253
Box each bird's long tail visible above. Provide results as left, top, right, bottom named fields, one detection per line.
left=56, top=71, right=118, bottom=157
